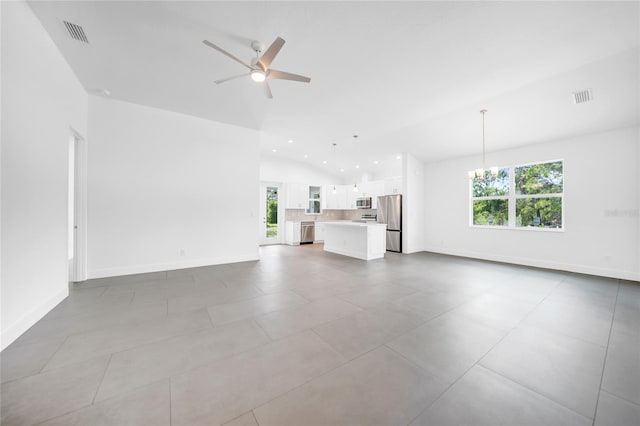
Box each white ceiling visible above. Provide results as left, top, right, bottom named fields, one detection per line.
left=29, top=1, right=639, bottom=179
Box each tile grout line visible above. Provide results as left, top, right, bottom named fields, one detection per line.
left=36, top=335, right=70, bottom=375
left=402, top=276, right=562, bottom=426
left=598, top=388, right=640, bottom=408
left=251, top=318, right=274, bottom=341
left=91, top=353, right=113, bottom=404
left=248, top=329, right=389, bottom=419
left=169, top=377, right=173, bottom=426
left=472, top=276, right=613, bottom=422
left=479, top=363, right=593, bottom=422
left=250, top=409, right=260, bottom=426
left=591, top=279, right=621, bottom=426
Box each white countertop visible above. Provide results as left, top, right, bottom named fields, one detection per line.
left=323, top=221, right=386, bottom=227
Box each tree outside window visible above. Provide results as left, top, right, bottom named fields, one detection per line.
left=515, top=161, right=563, bottom=229
left=470, top=160, right=563, bottom=230
left=471, top=168, right=509, bottom=227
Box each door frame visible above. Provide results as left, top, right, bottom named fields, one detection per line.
left=69, top=128, right=87, bottom=282
left=259, top=181, right=284, bottom=245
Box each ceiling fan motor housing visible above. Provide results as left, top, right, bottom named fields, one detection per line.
left=251, top=40, right=264, bottom=54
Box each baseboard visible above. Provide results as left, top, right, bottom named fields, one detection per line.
left=1, top=288, right=69, bottom=351
left=403, top=247, right=425, bottom=254
left=422, top=246, right=640, bottom=281
left=87, top=252, right=260, bottom=279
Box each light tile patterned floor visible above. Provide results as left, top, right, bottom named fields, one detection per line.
left=1, top=244, right=639, bottom=425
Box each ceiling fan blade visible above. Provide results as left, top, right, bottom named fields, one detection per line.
left=267, top=69, right=311, bottom=83
left=258, top=37, right=285, bottom=70
left=263, top=81, right=273, bottom=99
left=214, top=73, right=251, bottom=84
left=202, top=40, right=253, bottom=70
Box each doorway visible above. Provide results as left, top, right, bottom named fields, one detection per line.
left=259, top=182, right=282, bottom=245
left=68, top=130, right=87, bottom=282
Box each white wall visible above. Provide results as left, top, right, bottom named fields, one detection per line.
left=424, top=127, right=640, bottom=280
left=403, top=153, right=426, bottom=253
left=1, top=1, right=88, bottom=349
left=260, top=156, right=342, bottom=185
left=88, top=96, right=260, bottom=278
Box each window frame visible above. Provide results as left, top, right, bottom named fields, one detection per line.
left=469, top=159, right=564, bottom=232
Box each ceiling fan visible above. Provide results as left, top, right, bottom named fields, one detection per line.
left=202, top=37, right=311, bottom=99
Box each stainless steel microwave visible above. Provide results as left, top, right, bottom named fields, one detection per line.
left=356, top=197, right=372, bottom=209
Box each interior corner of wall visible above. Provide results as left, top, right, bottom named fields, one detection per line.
left=1, top=287, right=68, bottom=351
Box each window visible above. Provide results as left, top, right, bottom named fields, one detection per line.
left=470, top=160, right=563, bottom=230
left=515, top=161, right=563, bottom=229
left=471, top=168, right=509, bottom=227
left=306, top=185, right=321, bottom=214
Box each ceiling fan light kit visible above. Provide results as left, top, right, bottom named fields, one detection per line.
left=203, top=36, right=311, bottom=99
left=250, top=70, right=266, bottom=82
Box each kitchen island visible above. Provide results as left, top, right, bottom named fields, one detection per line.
left=323, top=221, right=387, bottom=260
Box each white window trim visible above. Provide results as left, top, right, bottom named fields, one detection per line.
left=469, top=159, right=564, bottom=232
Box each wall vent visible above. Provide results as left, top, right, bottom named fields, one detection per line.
left=572, top=89, right=593, bottom=104
left=63, top=20, right=89, bottom=43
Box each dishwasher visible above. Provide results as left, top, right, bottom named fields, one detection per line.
left=300, top=221, right=315, bottom=244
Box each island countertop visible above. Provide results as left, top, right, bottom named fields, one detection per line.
left=322, top=221, right=386, bottom=227
left=323, top=221, right=386, bottom=260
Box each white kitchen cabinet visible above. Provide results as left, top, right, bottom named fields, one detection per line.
left=286, top=183, right=308, bottom=209
left=360, top=180, right=384, bottom=209
left=384, top=177, right=403, bottom=195
left=314, top=222, right=326, bottom=242
left=326, top=185, right=348, bottom=209
left=285, top=221, right=301, bottom=245
left=346, top=184, right=358, bottom=209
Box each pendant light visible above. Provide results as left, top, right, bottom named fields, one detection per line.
left=469, top=109, right=498, bottom=180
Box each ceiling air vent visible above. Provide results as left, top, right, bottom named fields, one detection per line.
left=63, top=20, right=89, bottom=43
left=572, top=89, right=593, bottom=104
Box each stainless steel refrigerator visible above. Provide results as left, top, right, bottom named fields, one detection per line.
left=377, top=194, right=402, bottom=252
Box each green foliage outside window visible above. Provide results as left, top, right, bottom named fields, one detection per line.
left=515, top=161, right=563, bottom=195
left=266, top=187, right=278, bottom=238
left=516, top=198, right=562, bottom=228
left=472, top=168, right=509, bottom=197
left=473, top=199, right=508, bottom=226
left=471, top=168, right=509, bottom=226
left=470, top=160, right=563, bottom=230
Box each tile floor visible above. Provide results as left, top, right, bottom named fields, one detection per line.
left=1, top=244, right=639, bottom=426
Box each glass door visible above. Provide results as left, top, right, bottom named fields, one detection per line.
left=259, top=182, right=282, bottom=245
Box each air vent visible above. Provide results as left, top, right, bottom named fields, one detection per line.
left=63, top=21, right=89, bottom=43
left=572, top=89, right=593, bottom=104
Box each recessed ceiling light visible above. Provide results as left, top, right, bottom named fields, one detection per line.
left=373, top=160, right=379, bottom=165
left=340, top=168, right=345, bottom=172
left=303, top=154, right=308, bottom=158
left=322, top=160, right=327, bottom=164
left=355, top=164, right=360, bottom=169
left=288, top=139, right=294, bottom=144
left=396, top=155, right=402, bottom=160
left=272, top=149, right=277, bottom=153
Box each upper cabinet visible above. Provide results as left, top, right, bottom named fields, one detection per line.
left=326, top=185, right=348, bottom=209
left=285, top=178, right=402, bottom=210
left=285, top=183, right=309, bottom=209
left=384, top=177, right=403, bottom=195
left=286, top=183, right=325, bottom=213
left=359, top=180, right=385, bottom=209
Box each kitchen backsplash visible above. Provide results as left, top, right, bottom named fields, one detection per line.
left=285, top=209, right=377, bottom=221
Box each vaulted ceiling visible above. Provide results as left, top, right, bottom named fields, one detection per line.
left=29, top=1, right=639, bottom=178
